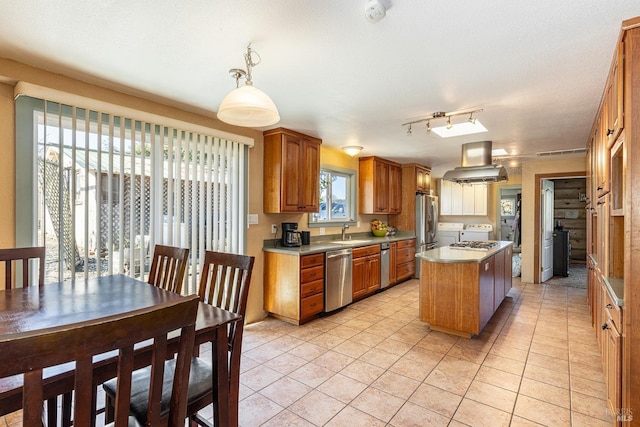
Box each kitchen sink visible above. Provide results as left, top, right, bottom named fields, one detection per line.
left=330, top=240, right=372, bottom=245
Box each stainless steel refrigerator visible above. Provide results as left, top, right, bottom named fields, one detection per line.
left=415, top=194, right=438, bottom=278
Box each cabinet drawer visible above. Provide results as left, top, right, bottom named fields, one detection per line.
left=353, top=244, right=381, bottom=258
left=301, top=265, right=324, bottom=283
left=396, top=239, right=415, bottom=249
left=301, top=279, right=324, bottom=298
left=604, top=288, right=622, bottom=331
left=396, top=247, right=416, bottom=264
left=301, top=293, right=324, bottom=317
left=301, top=253, right=324, bottom=268
left=397, top=261, right=415, bottom=280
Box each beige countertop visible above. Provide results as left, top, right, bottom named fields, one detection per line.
left=416, top=241, right=513, bottom=263
left=262, top=231, right=416, bottom=255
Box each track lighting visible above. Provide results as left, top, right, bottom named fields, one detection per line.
left=401, top=108, right=486, bottom=138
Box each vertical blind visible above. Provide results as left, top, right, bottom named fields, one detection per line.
left=17, top=96, right=248, bottom=293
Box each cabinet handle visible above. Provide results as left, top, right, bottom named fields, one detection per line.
left=606, top=303, right=613, bottom=309
left=602, top=323, right=609, bottom=330
left=597, top=200, right=604, bottom=205
left=597, top=186, right=602, bottom=191
left=607, top=129, right=614, bottom=136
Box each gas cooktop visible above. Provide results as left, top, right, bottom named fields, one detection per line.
left=449, top=240, right=499, bottom=251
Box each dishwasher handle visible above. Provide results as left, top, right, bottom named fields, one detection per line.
left=326, top=248, right=352, bottom=259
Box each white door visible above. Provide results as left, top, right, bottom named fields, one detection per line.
left=540, top=179, right=555, bottom=282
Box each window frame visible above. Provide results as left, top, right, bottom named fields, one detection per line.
left=308, top=164, right=358, bottom=228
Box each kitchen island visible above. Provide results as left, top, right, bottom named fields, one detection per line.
left=416, top=241, right=513, bottom=338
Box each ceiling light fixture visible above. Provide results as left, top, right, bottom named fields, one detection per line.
left=217, top=44, right=280, bottom=128
left=402, top=108, right=487, bottom=138
left=342, top=145, right=364, bottom=157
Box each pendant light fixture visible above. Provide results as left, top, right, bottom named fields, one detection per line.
left=217, top=44, right=280, bottom=128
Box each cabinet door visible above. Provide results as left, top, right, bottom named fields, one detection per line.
left=389, top=164, right=402, bottom=214
left=281, top=134, right=303, bottom=212
left=606, top=44, right=623, bottom=145
left=389, top=242, right=397, bottom=285
left=374, top=160, right=389, bottom=213
left=474, top=184, right=488, bottom=215
left=605, top=321, right=622, bottom=418
left=367, top=255, right=381, bottom=293
left=451, top=182, right=463, bottom=215
left=352, top=257, right=368, bottom=299
left=503, top=245, right=512, bottom=295
left=300, top=138, right=321, bottom=212
left=493, top=249, right=505, bottom=310
left=440, top=180, right=452, bottom=215
left=462, top=185, right=475, bottom=215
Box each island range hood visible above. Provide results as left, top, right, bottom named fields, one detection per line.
left=442, top=141, right=508, bottom=184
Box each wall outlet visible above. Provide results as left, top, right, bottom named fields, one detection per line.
left=319, top=227, right=325, bottom=235
left=271, top=224, right=278, bottom=234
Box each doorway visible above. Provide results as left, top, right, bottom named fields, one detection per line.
left=533, top=172, right=587, bottom=283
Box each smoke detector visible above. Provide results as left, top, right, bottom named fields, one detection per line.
left=364, top=0, right=386, bottom=23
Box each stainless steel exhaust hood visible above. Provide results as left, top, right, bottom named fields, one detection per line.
left=442, top=141, right=508, bottom=183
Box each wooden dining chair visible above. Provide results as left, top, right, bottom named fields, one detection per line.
left=104, top=250, right=255, bottom=427
left=0, top=246, right=45, bottom=289
left=0, top=294, right=199, bottom=427
left=147, top=244, right=190, bottom=294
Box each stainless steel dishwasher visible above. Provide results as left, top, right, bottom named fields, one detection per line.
left=325, top=248, right=353, bottom=312
left=380, top=242, right=390, bottom=289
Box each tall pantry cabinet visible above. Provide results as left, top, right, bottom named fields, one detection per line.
left=586, top=16, right=640, bottom=423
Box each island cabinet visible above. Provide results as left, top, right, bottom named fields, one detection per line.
left=359, top=156, right=402, bottom=214
left=417, top=242, right=513, bottom=338
left=352, top=244, right=380, bottom=300
left=263, top=128, right=321, bottom=213
left=264, top=252, right=324, bottom=325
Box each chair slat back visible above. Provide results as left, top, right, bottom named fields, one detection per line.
left=0, top=294, right=199, bottom=426
left=0, top=246, right=45, bottom=289
left=147, top=245, right=189, bottom=294
left=198, top=251, right=254, bottom=343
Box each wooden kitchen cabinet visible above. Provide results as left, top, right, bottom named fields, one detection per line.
left=605, top=43, right=624, bottom=147
left=389, top=242, right=397, bottom=285
left=264, top=252, right=325, bottom=324
left=359, top=156, right=402, bottom=214
left=352, top=244, right=381, bottom=300
left=395, top=238, right=416, bottom=282
left=263, top=128, right=321, bottom=213
left=402, top=163, right=431, bottom=194
left=389, top=164, right=431, bottom=232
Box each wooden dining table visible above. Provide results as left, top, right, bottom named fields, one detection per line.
left=0, top=274, right=242, bottom=426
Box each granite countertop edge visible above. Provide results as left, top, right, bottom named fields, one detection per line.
left=415, top=241, right=514, bottom=263
left=262, top=232, right=416, bottom=255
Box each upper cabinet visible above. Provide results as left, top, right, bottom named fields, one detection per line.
left=263, top=128, right=321, bottom=213
left=359, top=156, right=402, bottom=214
left=606, top=42, right=624, bottom=146
left=403, top=163, right=431, bottom=194
left=440, top=180, right=487, bottom=216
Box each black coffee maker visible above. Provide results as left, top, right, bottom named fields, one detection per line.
left=281, top=222, right=301, bottom=247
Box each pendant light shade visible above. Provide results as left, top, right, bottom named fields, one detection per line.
left=218, top=84, right=280, bottom=127
left=216, top=44, right=280, bottom=128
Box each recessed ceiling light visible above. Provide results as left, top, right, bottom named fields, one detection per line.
left=431, top=120, right=488, bottom=138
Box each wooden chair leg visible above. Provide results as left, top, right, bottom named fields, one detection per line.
left=105, top=394, right=115, bottom=423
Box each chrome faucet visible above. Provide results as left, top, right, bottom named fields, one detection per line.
left=341, top=223, right=350, bottom=240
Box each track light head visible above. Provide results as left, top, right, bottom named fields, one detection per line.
left=468, top=113, right=477, bottom=124
left=446, top=117, right=453, bottom=129
left=426, top=120, right=431, bottom=132
left=407, top=124, right=412, bottom=135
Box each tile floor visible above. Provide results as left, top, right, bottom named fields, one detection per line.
left=2, top=266, right=612, bottom=426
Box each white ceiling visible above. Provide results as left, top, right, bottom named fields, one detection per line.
left=1, top=1, right=637, bottom=177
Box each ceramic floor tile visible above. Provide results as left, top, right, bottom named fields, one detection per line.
left=339, top=359, right=385, bottom=385
left=263, top=352, right=309, bottom=375
left=453, top=398, right=511, bottom=427
left=465, top=379, right=517, bottom=413
left=358, top=347, right=401, bottom=369
left=259, top=409, right=315, bottom=427
left=482, top=352, right=526, bottom=376
left=571, top=412, right=616, bottom=427
left=513, top=394, right=571, bottom=426
left=374, top=337, right=414, bottom=356
left=288, top=362, right=336, bottom=388
left=519, top=377, right=571, bottom=409
left=371, top=370, right=421, bottom=400
left=350, top=386, right=406, bottom=423
left=523, top=362, right=570, bottom=389
left=332, top=339, right=372, bottom=358
left=308, top=332, right=346, bottom=349
left=237, top=393, right=284, bottom=427
left=325, top=405, right=387, bottom=427
left=525, top=351, right=569, bottom=374
left=570, top=390, right=613, bottom=422
left=287, top=341, right=328, bottom=361
left=408, top=382, right=463, bottom=418
left=569, top=360, right=606, bottom=382
left=289, top=389, right=346, bottom=426
left=475, top=365, right=522, bottom=392
left=312, top=349, right=355, bottom=372
left=259, top=376, right=312, bottom=407
left=240, top=364, right=284, bottom=391
left=316, top=373, right=368, bottom=403
left=570, top=374, right=608, bottom=399
left=389, top=355, right=437, bottom=381
left=389, top=401, right=450, bottom=427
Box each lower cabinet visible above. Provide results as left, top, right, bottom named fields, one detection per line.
left=264, top=252, right=325, bottom=325
left=352, top=245, right=381, bottom=300
left=396, top=239, right=416, bottom=282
